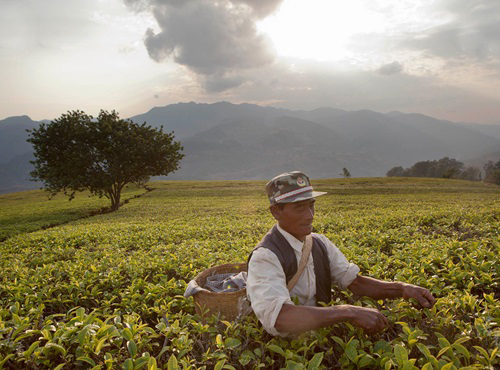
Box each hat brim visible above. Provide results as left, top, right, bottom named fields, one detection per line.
left=276, top=191, right=327, bottom=204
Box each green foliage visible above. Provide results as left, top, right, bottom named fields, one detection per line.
left=483, top=159, right=500, bottom=185
left=0, top=178, right=499, bottom=368
left=387, top=157, right=482, bottom=181
left=0, top=185, right=145, bottom=241
left=27, top=110, right=184, bottom=210
left=341, top=168, right=351, bottom=178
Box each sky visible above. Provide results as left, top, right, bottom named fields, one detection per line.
left=1, top=0, right=500, bottom=124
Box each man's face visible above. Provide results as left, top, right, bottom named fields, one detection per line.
left=271, top=199, right=316, bottom=241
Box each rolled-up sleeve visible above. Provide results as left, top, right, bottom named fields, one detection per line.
left=247, top=248, right=294, bottom=337
left=315, top=234, right=360, bottom=290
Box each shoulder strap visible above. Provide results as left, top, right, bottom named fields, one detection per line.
left=247, top=229, right=331, bottom=303
left=286, top=234, right=313, bottom=291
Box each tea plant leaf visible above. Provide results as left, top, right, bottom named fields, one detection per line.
left=345, top=339, right=359, bottom=363
left=307, top=352, right=324, bottom=369
left=452, top=336, right=471, bottom=345
left=134, top=356, right=150, bottom=370
left=77, top=356, right=96, bottom=367
left=127, top=340, right=138, bottom=357
left=267, top=344, right=286, bottom=357
left=451, top=343, right=470, bottom=360
left=122, top=328, right=133, bottom=341
left=331, top=336, right=345, bottom=348
left=358, top=354, right=374, bottom=368
left=440, top=363, right=456, bottom=370
left=78, top=325, right=90, bottom=346
left=0, top=354, right=14, bottom=368
left=490, top=347, right=498, bottom=362
left=94, top=336, right=108, bottom=355
left=473, top=346, right=490, bottom=363
left=148, top=356, right=158, bottom=370
left=76, top=307, right=85, bottom=318
left=167, top=355, right=179, bottom=370
left=239, top=350, right=255, bottom=366
left=437, top=346, right=452, bottom=359
left=394, top=344, right=408, bottom=365
left=214, top=360, right=226, bottom=370
left=23, top=341, right=41, bottom=358
left=123, top=359, right=134, bottom=370
left=224, top=337, right=241, bottom=349
left=44, top=343, right=67, bottom=356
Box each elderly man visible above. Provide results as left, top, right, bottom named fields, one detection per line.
left=247, top=171, right=435, bottom=337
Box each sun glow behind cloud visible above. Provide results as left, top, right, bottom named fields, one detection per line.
left=258, top=0, right=386, bottom=62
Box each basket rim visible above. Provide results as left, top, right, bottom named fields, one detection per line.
left=193, top=262, right=247, bottom=297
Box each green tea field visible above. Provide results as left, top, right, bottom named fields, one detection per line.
left=0, top=178, right=499, bottom=369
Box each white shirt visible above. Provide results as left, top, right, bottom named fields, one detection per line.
left=246, top=225, right=360, bottom=337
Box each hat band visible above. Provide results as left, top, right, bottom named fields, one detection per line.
left=275, top=186, right=313, bottom=202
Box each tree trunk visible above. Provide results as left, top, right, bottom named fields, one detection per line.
left=109, top=183, right=122, bottom=211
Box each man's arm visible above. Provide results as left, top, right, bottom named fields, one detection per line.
left=274, top=303, right=389, bottom=335
left=347, top=275, right=436, bottom=308
left=274, top=275, right=435, bottom=335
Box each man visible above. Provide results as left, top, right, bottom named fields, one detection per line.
left=246, top=171, right=435, bottom=337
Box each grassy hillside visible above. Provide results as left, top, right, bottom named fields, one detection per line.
left=0, top=185, right=147, bottom=241
left=0, top=178, right=498, bottom=369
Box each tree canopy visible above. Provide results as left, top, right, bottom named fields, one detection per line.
left=483, top=159, right=500, bottom=185
left=386, top=157, right=480, bottom=181
left=341, top=167, right=351, bottom=178
left=28, top=110, right=184, bottom=210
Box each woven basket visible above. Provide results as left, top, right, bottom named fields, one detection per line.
left=193, top=263, right=247, bottom=321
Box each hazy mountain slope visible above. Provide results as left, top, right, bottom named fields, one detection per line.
left=1, top=102, right=499, bottom=193
left=0, top=152, right=40, bottom=194
left=0, top=116, right=39, bottom=164
left=313, top=110, right=446, bottom=165
left=456, top=122, right=500, bottom=140
left=386, top=112, right=499, bottom=159
left=129, top=101, right=289, bottom=139
left=163, top=114, right=413, bottom=180
left=464, top=150, right=500, bottom=174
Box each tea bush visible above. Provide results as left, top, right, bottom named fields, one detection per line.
left=0, top=178, right=498, bottom=369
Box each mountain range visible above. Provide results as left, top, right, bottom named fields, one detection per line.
left=1, top=102, right=499, bottom=194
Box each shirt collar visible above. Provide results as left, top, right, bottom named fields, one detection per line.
left=276, top=224, right=305, bottom=253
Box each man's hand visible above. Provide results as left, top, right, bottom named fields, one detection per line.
left=401, top=283, right=436, bottom=308
left=347, top=306, right=388, bottom=333
left=348, top=275, right=436, bottom=309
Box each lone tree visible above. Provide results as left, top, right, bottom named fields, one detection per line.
left=341, top=167, right=351, bottom=178
left=28, top=110, right=184, bottom=210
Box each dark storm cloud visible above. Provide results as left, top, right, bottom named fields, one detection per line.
left=377, top=61, right=403, bottom=76
left=402, top=0, right=500, bottom=60
left=125, top=0, right=283, bottom=90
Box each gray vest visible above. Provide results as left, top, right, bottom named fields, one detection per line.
left=248, top=225, right=332, bottom=305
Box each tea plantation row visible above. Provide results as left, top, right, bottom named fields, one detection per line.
left=0, top=178, right=498, bottom=369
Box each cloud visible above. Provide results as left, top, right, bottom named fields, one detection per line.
left=201, top=73, right=246, bottom=93
left=231, top=0, right=284, bottom=18
left=125, top=0, right=283, bottom=90
left=401, top=1, right=500, bottom=60
left=119, top=0, right=500, bottom=124
left=377, top=61, right=404, bottom=75
left=188, top=59, right=500, bottom=124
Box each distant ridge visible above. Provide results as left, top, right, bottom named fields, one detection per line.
left=0, top=102, right=499, bottom=193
